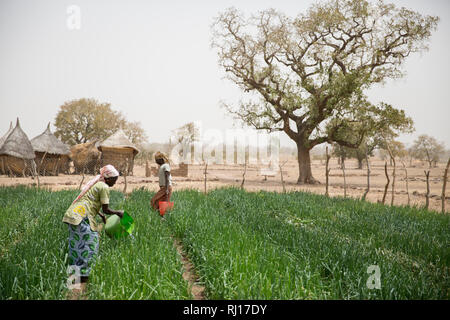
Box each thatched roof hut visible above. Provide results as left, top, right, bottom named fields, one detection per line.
left=31, top=123, right=71, bottom=175
left=0, top=122, right=13, bottom=150
left=0, top=118, right=36, bottom=176
left=70, top=141, right=101, bottom=175
left=0, top=122, right=13, bottom=175
left=98, top=129, right=139, bottom=175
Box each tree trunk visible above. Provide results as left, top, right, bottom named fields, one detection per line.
left=357, top=157, right=364, bottom=170
left=296, top=144, right=318, bottom=184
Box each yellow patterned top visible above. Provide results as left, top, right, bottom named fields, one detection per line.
left=62, top=181, right=110, bottom=232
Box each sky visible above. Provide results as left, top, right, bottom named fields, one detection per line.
left=0, top=0, right=449, bottom=150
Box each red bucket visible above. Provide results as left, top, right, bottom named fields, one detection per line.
left=159, top=201, right=174, bottom=216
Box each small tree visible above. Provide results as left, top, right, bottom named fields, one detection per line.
left=334, top=135, right=382, bottom=169
left=410, top=135, right=445, bottom=168
left=351, top=138, right=380, bottom=169
left=332, top=143, right=350, bottom=169
left=333, top=103, right=413, bottom=169
left=379, top=139, right=408, bottom=159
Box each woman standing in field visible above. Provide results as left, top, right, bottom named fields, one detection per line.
left=62, top=164, right=123, bottom=295
left=150, top=151, right=172, bottom=211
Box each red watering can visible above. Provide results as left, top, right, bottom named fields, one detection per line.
left=159, top=201, right=174, bottom=216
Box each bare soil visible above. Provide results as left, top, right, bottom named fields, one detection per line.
left=0, top=157, right=448, bottom=213
left=173, top=238, right=205, bottom=300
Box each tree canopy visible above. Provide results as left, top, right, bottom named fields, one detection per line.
left=212, top=0, right=438, bottom=183
left=410, top=134, right=445, bottom=168
left=54, top=98, right=148, bottom=146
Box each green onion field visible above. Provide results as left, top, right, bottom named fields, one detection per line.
left=0, top=186, right=448, bottom=299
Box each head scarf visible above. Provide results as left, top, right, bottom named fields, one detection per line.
left=154, top=151, right=169, bottom=164
left=72, top=164, right=119, bottom=205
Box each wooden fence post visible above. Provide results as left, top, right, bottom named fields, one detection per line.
left=382, top=161, right=390, bottom=205
left=145, top=160, right=151, bottom=178
left=279, top=160, right=288, bottom=194
left=123, top=158, right=129, bottom=194
left=383, top=138, right=396, bottom=206
left=442, top=157, right=450, bottom=214
left=325, top=147, right=331, bottom=197
left=341, top=157, right=347, bottom=198
left=362, top=146, right=370, bottom=201
left=424, top=170, right=430, bottom=210
left=79, top=166, right=86, bottom=190
left=203, top=161, right=208, bottom=195
left=401, top=161, right=410, bottom=207
left=241, top=159, right=247, bottom=190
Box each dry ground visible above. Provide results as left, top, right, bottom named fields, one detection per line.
left=0, top=157, right=448, bottom=213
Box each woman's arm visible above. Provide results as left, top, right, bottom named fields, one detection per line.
left=102, top=204, right=123, bottom=218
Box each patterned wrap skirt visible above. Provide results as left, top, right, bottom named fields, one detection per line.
left=67, top=218, right=99, bottom=277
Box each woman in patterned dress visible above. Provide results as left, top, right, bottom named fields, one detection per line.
left=62, top=164, right=123, bottom=296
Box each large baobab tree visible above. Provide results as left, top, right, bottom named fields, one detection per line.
left=212, top=0, right=438, bottom=184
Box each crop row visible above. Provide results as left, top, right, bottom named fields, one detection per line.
left=1, top=186, right=448, bottom=299
left=166, top=188, right=449, bottom=299
left=0, top=187, right=190, bottom=300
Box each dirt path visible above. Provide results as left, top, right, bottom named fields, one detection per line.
left=173, top=238, right=206, bottom=300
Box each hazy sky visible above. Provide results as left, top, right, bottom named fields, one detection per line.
left=0, top=0, right=449, bottom=149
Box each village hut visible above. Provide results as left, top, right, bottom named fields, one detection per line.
left=30, top=123, right=71, bottom=175
left=70, top=141, right=102, bottom=174
left=0, top=118, right=36, bottom=177
left=97, top=129, right=139, bottom=175
left=0, top=122, right=13, bottom=149
left=0, top=122, right=13, bottom=175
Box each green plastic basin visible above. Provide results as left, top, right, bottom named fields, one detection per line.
left=105, top=211, right=134, bottom=239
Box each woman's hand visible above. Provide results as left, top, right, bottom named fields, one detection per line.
left=116, top=210, right=124, bottom=218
